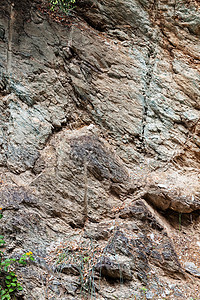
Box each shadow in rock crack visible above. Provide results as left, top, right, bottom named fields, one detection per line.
left=161, top=208, right=200, bottom=231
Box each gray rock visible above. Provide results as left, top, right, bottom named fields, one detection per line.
left=0, top=0, right=200, bottom=299
left=184, top=262, right=200, bottom=277
left=0, top=26, right=5, bottom=40
left=95, top=256, right=133, bottom=281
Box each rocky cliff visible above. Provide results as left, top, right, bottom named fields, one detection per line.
left=0, top=0, right=200, bottom=299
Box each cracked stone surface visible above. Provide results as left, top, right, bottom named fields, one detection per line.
left=0, top=0, right=200, bottom=299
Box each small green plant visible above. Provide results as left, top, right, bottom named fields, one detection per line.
left=140, top=286, right=147, bottom=299
left=47, top=237, right=102, bottom=299
left=0, top=208, right=34, bottom=300
left=50, top=0, right=76, bottom=14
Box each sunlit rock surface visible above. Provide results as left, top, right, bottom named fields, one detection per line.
left=0, top=0, right=200, bottom=299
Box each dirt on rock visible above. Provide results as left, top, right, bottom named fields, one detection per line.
left=0, top=0, right=200, bottom=299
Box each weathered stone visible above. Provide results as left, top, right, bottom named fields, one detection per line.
left=184, top=262, right=200, bottom=278
left=70, top=130, right=129, bottom=183
left=55, top=264, right=80, bottom=276
left=0, top=0, right=200, bottom=298
left=0, top=26, right=5, bottom=40
left=119, top=199, right=164, bottom=231
left=95, top=256, right=133, bottom=281
left=144, top=170, right=200, bottom=213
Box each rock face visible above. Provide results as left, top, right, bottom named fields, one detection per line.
left=0, top=0, right=200, bottom=299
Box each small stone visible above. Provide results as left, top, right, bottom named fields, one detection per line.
left=184, top=262, right=200, bottom=277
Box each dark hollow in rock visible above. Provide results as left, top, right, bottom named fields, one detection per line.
left=95, top=256, right=132, bottom=281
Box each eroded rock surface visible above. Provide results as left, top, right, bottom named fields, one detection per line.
left=0, top=0, right=200, bottom=299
